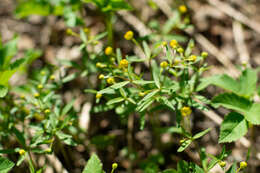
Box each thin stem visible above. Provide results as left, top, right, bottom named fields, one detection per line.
left=106, top=12, right=114, bottom=47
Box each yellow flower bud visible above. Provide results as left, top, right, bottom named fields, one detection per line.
left=37, top=84, right=43, bottom=89
left=105, top=46, right=113, bottom=55
left=170, top=39, right=178, bottom=49
left=19, top=149, right=26, bottom=155
left=240, top=161, right=247, bottom=169
left=96, top=62, right=107, bottom=68
left=66, top=28, right=73, bottom=35
left=45, top=148, right=52, bottom=153
left=201, top=51, right=208, bottom=58
left=96, top=93, right=102, bottom=99
left=34, top=93, right=40, bottom=98
left=98, top=74, right=105, bottom=79
left=124, top=31, right=134, bottom=40
left=219, top=161, right=226, bottom=167
left=188, top=55, right=197, bottom=62
left=44, top=109, right=50, bottom=114
left=119, top=59, right=129, bottom=68
left=112, top=163, right=118, bottom=169
left=50, top=75, right=55, bottom=80
left=83, top=27, right=90, bottom=34
left=174, top=59, right=180, bottom=65
left=160, top=61, right=168, bottom=68
left=20, top=95, right=25, bottom=99
left=162, top=41, right=167, bottom=46
left=177, top=47, right=184, bottom=53
left=138, top=92, right=146, bottom=97
left=40, top=71, right=46, bottom=75
left=181, top=106, right=192, bottom=117
left=107, top=77, right=115, bottom=85
left=179, top=5, right=187, bottom=13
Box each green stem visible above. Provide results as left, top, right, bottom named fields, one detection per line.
left=106, top=12, right=114, bottom=46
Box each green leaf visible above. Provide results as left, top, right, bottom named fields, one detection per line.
left=0, top=36, right=18, bottom=69
left=212, top=93, right=252, bottom=113
left=161, top=169, right=177, bottom=173
left=244, top=103, right=260, bottom=125
left=83, top=154, right=103, bottom=173
left=177, top=139, right=192, bottom=152
left=143, top=41, right=151, bottom=59
left=219, top=112, right=248, bottom=143
left=106, top=97, right=124, bottom=105
left=226, top=163, right=237, bottom=173
left=197, top=74, right=239, bottom=94
left=15, top=0, right=51, bottom=18
left=0, top=85, right=8, bottom=98
left=151, top=60, right=160, bottom=88
left=238, top=68, right=257, bottom=97
left=110, top=81, right=130, bottom=89
left=193, top=128, right=211, bottom=139
left=0, top=157, right=15, bottom=173
left=61, top=99, right=75, bottom=116
left=132, top=80, right=154, bottom=85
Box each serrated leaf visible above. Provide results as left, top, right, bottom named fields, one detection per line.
left=197, top=74, right=239, bottom=94
left=239, top=68, right=257, bottom=97
left=219, top=112, right=248, bottom=143
left=244, top=103, right=260, bottom=125
left=0, top=157, right=15, bottom=173
left=83, top=154, right=103, bottom=173
left=212, top=93, right=252, bottom=113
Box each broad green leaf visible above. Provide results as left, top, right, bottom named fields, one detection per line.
left=197, top=74, right=239, bottom=94
left=193, top=128, right=211, bottom=139
left=151, top=60, right=160, bottom=88
left=244, top=103, right=260, bottom=125
left=106, top=97, right=124, bottom=105
left=212, top=93, right=252, bottom=113
left=0, top=157, right=15, bottom=173
left=219, top=112, right=248, bottom=143
left=0, top=85, right=8, bottom=98
left=239, top=68, right=257, bottom=97
left=15, top=0, right=51, bottom=18
left=83, top=154, right=103, bottom=173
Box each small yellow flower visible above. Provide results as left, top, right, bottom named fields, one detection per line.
left=45, top=148, right=52, bottom=153
left=181, top=106, right=192, bottom=117
left=96, top=62, right=107, bottom=68
left=34, top=93, right=40, bottom=98
left=124, top=31, right=134, bottom=40
left=188, top=55, right=197, bottom=62
left=37, top=84, right=43, bottom=89
left=98, top=74, right=105, bottom=79
left=179, top=5, right=187, bottom=13
left=119, top=59, right=129, bottom=68
left=107, top=77, right=115, bottom=85
left=240, top=161, right=247, bottom=169
left=201, top=51, right=208, bottom=58
left=177, top=47, right=184, bottom=53
left=96, top=93, right=102, bottom=99
left=160, top=61, right=168, bottom=68
left=105, top=46, right=113, bottom=55
left=50, top=75, right=55, bottom=80
left=162, top=41, right=167, bottom=46
left=219, top=161, right=226, bottom=167
left=179, top=139, right=185, bottom=144
left=19, top=149, right=26, bottom=155
left=174, top=59, right=180, bottom=65
left=44, top=109, right=50, bottom=114
left=83, top=27, right=90, bottom=34
left=138, top=92, right=146, bottom=97
left=112, top=163, right=118, bottom=169
left=170, top=39, right=178, bottom=49
left=40, top=71, right=46, bottom=76
left=66, top=28, right=73, bottom=35
left=20, top=95, right=25, bottom=99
